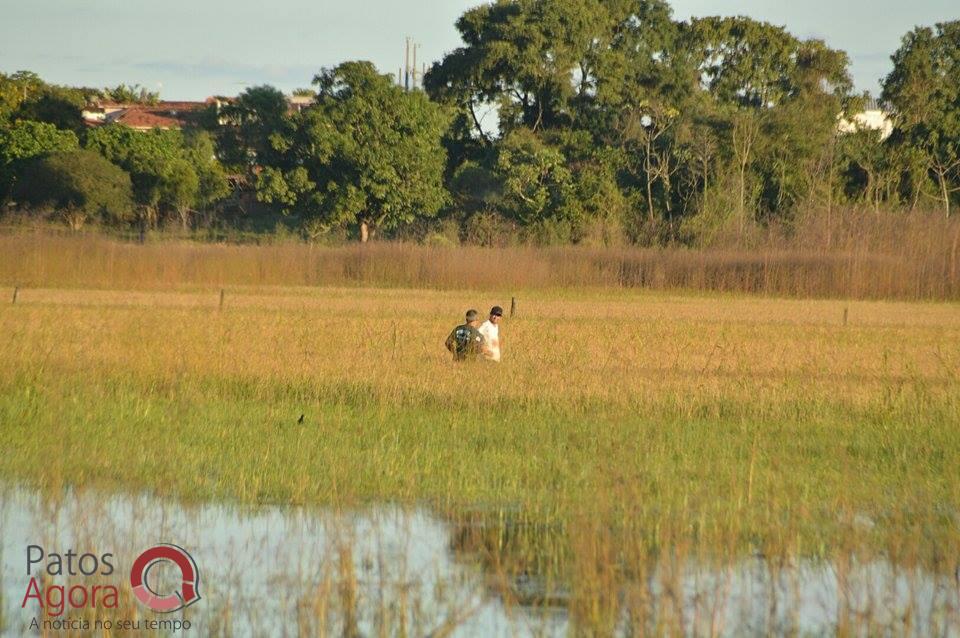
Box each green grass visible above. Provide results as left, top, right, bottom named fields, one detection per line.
left=3, top=368, right=957, bottom=561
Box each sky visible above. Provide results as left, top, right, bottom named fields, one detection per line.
left=0, top=0, right=956, bottom=101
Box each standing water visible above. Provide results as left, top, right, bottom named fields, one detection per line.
left=1, top=485, right=956, bottom=636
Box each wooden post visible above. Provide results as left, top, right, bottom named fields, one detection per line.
left=12, top=286, right=18, bottom=304
left=843, top=307, right=848, bottom=326
left=510, top=296, right=516, bottom=318
left=219, top=289, right=225, bottom=311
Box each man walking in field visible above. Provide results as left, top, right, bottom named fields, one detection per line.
left=478, top=306, right=503, bottom=362
left=445, top=309, right=487, bottom=362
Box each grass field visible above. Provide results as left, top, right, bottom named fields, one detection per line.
left=3, top=286, right=958, bottom=528
left=2, top=263, right=959, bottom=632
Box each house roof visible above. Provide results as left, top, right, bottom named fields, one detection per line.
left=81, top=95, right=311, bottom=131
left=92, top=100, right=207, bottom=111
left=113, top=108, right=187, bottom=130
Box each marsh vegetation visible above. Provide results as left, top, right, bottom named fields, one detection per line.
left=1, top=243, right=957, bottom=634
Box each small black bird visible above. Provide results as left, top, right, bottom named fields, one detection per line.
left=297, top=414, right=305, bottom=424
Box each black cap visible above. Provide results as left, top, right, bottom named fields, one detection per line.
left=465, top=309, right=480, bottom=321
left=490, top=306, right=504, bottom=317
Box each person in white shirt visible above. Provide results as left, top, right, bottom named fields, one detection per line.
left=477, top=306, right=504, bottom=362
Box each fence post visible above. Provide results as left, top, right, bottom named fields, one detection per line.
left=510, top=296, right=516, bottom=318
left=843, top=306, right=848, bottom=326
left=219, top=288, right=225, bottom=311
left=12, top=286, right=18, bottom=304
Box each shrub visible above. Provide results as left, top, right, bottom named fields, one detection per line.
left=463, top=212, right=516, bottom=247
left=13, top=150, right=134, bottom=229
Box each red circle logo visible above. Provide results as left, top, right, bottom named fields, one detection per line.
left=129, top=544, right=201, bottom=612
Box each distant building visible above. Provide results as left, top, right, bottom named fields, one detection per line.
left=838, top=99, right=894, bottom=140
left=287, top=95, right=314, bottom=113
left=82, top=100, right=213, bottom=131
left=82, top=94, right=314, bottom=131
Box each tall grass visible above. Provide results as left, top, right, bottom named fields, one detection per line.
left=1, top=209, right=958, bottom=299
left=2, top=289, right=957, bottom=537
left=2, top=282, right=958, bottom=634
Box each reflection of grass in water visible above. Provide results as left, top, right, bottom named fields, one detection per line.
left=445, top=506, right=960, bottom=635
left=1, top=288, right=959, bottom=633
left=4, top=489, right=483, bottom=636
left=7, top=487, right=957, bottom=635
left=0, top=545, right=4, bottom=635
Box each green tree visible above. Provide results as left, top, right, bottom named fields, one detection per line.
left=616, top=101, right=681, bottom=222
left=0, top=71, right=93, bottom=132
left=184, top=131, right=230, bottom=211
left=0, top=71, right=44, bottom=122
left=163, top=159, right=200, bottom=229
left=100, top=83, right=159, bottom=105
left=682, top=19, right=851, bottom=230
left=425, top=0, right=682, bottom=139
left=14, top=86, right=90, bottom=133
left=883, top=21, right=960, bottom=216
left=0, top=120, right=79, bottom=165
left=495, top=127, right=574, bottom=226
left=686, top=17, right=799, bottom=108
left=836, top=129, right=902, bottom=212
left=0, top=120, right=79, bottom=197
left=13, top=150, right=134, bottom=229
left=258, top=61, right=449, bottom=241
left=217, top=85, right=290, bottom=170
left=86, top=125, right=182, bottom=224
left=86, top=125, right=226, bottom=228
left=755, top=39, right=851, bottom=217
left=580, top=0, right=687, bottom=127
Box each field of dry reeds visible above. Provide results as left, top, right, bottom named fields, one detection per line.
left=1, top=209, right=958, bottom=300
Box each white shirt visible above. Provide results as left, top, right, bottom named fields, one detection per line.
left=478, top=320, right=501, bottom=362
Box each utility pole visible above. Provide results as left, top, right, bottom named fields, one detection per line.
left=412, top=43, right=419, bottom=90
left=401, top=38, right=424, bottom=91
left=404, top=38, right=411, bottom=91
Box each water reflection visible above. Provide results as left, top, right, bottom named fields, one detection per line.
left=1, top=486, right=957, bottom=636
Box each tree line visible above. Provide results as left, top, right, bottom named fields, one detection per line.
left=1, top=2, right=958, bottom=245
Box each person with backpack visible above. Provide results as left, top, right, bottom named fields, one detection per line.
left=445, top=309, right=488, bottom=362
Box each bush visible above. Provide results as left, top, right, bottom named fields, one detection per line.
left=13, top=150, right=134, bottom=229
left=571, top=217, right=626, bottom=247
left=463, top=212, right=516, bottom=247
left=523, top=217, right=575, bottom=246
left=422, top=218, right=461, bottom=247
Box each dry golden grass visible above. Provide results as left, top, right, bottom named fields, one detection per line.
left=2, top=210, right=959, bottom=300
left=3, top=286, right=958, bottom=409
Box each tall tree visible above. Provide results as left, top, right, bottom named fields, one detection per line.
left=0, top=120, right=79, bottom=198
left=883, top=21, right=960, bottom=217
left=14, top=150, right=134, bottom=229
left=217, top=85, right=290, bottom=170
left=184, top=131, right=230, bottom=214
left=100, top=84, right=160, bottom=105
left=0, top=71, right=44, bottom=123
left=86, top=125, right=226, bottom=228
left=257, top=61, right=449, bottom=241
left=683, top=18, right=851, bottom=228
left=494, top=127, right=574, bottom=226
left=14, top=85, right=91, bottom=133
left=425, top=0, right=682, bottom=140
